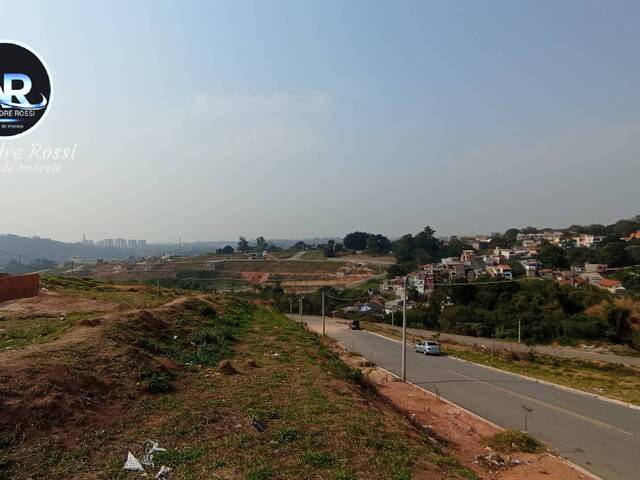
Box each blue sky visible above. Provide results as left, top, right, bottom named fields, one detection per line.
left=1, top=0, right=639, bottom=242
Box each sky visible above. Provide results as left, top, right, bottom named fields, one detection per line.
left=1, top=0, right=639, bottom=243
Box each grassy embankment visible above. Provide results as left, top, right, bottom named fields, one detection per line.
left=0, top=276, right=178, bottom=351
left=1, top=286, right=477, bottom=480
left=363, top=321, right=640, bottom=406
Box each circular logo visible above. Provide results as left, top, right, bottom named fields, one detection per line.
left=0, top=42, right=51, bottom=138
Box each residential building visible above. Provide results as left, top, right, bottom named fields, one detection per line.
left=574, top=234, right=605, bottom=248
left=598, top=279, right=625, bottom=294
left=585, top=263, right=608, bottom=274
left=485, top=264, right=512, bottom=280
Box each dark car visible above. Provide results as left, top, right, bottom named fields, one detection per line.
left=349, top=320, right=361, bottom=330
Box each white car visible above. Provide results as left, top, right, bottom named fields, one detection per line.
left=414, top=340, right=441, bottom=356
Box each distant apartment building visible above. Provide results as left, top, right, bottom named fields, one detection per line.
left=96, top=238, right=147, bottom=249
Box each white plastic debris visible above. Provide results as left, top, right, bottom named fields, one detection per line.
left=155, top=465, right=172, bottom=479
left=123, top=451, right=145, bottom=472
left=141, top=440, right=167, bottom=467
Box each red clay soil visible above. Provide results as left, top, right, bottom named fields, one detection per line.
left=0, top=296, right=204, bottom=448
left=0, top=291, right=117, bottom=317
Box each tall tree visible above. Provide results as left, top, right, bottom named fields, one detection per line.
left=343, top=231, right=371, bottom=251
left=366, top=234, right=391, bottom=254
left=256, top=236, right=268, bottom=252
left=237, top=236, right=249, bottom=252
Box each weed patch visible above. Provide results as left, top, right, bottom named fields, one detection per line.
left=482, top=429, right=544, bottom=454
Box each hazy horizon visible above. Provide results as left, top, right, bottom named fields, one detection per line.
left=2, top=1, right=639, bottom=243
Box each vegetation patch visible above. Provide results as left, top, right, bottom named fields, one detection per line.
left=482, top=429, right=544, bottom=454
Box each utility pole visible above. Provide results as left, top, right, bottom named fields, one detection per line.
left=391, top=309, right=394, bottom=327
left=518, top=316, right=521, bottom=344
left=299, top=297, right=303, bottom=323
left=322, top=291, right=326, bottom=336
left=402, top=276, right=407, bottom=382
left=289, top=297, right=293, bottom=320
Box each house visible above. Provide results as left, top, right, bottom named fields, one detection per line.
left=520, top=260, right=541, bottom=278
left=580, top=272, right=604, bottom=285
left=574, top=234, right=605, bottom=248
left=598, top=278, right=625, bottom=294
left=460, top=250, right=477, bottom=263
left=585, top=263, right=608, bottom=274
left=485, top=264, right=512, bottom=280
left=622, top=230, right=640, bottom=242
left=470, top=236, right=492, bottom=251
left=407, top=271, right=434, bottom=295
left=384, top=299, right=405, bottom=314
left=381, top=277, right=406, bottom=298
left=538, top=268, right=555, bottom=280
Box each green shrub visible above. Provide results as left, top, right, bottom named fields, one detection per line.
left=141, top=370, right=175, bottom=393
left=482, top=429, right=544, bottom=453
left=301, top=450, right=334, bottom=468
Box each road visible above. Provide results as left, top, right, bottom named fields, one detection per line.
left=378, top=323, right=640, bottom=368
left=303, top=316, right=640, bottom=480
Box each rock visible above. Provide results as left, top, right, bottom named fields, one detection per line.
left=217, top=360, right=238, bottom=375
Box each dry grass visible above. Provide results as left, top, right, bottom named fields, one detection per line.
left=0, top=294, right=478, bottom=480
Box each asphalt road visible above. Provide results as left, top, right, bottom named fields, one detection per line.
left=380, top=323, right=640, bottom=368
left=303, top=316, right=640, bottom=480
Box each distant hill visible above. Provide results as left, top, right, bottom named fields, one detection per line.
left=0, top=234, right=343, bottom=267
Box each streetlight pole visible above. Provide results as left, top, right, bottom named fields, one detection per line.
left=322, top=291, right=326, bottom=336
left=402, top=276, right=407, bottom=382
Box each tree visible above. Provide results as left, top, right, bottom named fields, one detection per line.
left=217, top=245, right=234, bottom=254
left=538, top=244, right=569, bottom=269
left=414, top=226, right=441, bottom=259
left=592, top=241, right=631, bottom=267
left=503, top=228, right=520, bottom=246
left=392, top=234, right=416, bottom=263
left=343, top=231, right=371, bottom=251
left=604, top=305, right=633, bottom=344
left=237, top=236, right=249, bottom=252
left=442, top=237, right=473, bottom=258
left=506, top=260, right=526, bottom=278
left=323, top=240, right=336, bottom=258
left=293, top=241, right=307, bottom=251
left=256, top=236, right=268, bottom=252
left=366, top=234, right=391, bottom=255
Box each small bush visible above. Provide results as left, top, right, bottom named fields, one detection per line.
left=246, top=463, right=275, bottom=480
left=141, top=370, right=176, bottom=393
left=273, top=427, right=298, bottom=444
left=482, top=429, right=544, bottom=454
left=301, top=450, right=334, bottom=468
